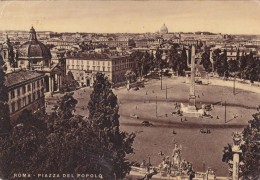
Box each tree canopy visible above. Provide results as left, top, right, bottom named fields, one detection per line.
left=222, top=111, right=260, bottom=179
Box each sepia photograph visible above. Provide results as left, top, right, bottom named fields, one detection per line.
left=0, top=0, right=259, bottom=179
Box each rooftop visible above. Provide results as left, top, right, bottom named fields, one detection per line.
left=66, top=52, right=129, bottom=60
left=5, top=70, right=45, bottom=87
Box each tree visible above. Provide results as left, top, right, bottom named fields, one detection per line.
left=61, top=71, right=79, bottom=92
left=239, top=52, right=247, bottom=79
left=201, top=47, right=212, bottom=73
left=0, top=110, right=47, bottom=179
left=222, top=50, right=229, bottom=78
left=244, top=52, right=258, bottom=83
left=87, top=73, right=135, bottom=179
left=125, top=70, right=136, bottom=90
left=168, top=45, right=179, bottom=74
left=178, top=47, right=188, bottom=76
left=155, top=47, right=162, bottom=72
left=0, top=55, right=10, bottom=134
left=228, top=59, right=239, bottom=74
left=143, top=51, right=152, bottom=76
left=55, top=92, right=78, bottom=119
left=222, top=111, right=260, bottom=179
left=130, top=51, right=144, bottom=79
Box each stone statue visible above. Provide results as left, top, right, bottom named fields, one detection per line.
left=232, top=132, right=242, bottom=146
left=172, top=144, right=182, bottom=169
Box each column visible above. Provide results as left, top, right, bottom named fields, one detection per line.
left=57, top=75, right=60, bottom=91
left=189, top=45, right=196, bottom=108
left=49, top=76, right=51, bottom=93
left=232, top=153, right=239, bottom=180
left=51, top=76, right=54, bottom=93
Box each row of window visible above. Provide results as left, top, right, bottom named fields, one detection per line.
left=68, top=60, right=111, bottom=66
left=68, top=63, right=134, bottom=72
left=10, top=89, right=44, bottom=114
left=10, top=79, right=44, bottom=99
left=68, top=65, right=111, bottom=72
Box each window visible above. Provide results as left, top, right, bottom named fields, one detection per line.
left=17, top=88, right=20, bottom=97
left=22, top=97, right=26, bottom=107
left=27, top=84, right=31, bottom=91
left=11, top=90, right=15, bottom=99
left=92, top=66, right=95, bottom=71
left=11, top=102, right=15, bottom=113
left=33, top=93, right=36, bottom=101
left=28, top=95, right=31, bottom=104
left=37, top=81, right=40, bottom=88
left=37, top=90, right=40, bottom=99
left=22, top=86, right=26, bottom=94
left=41, top=79, right=44, bottom=86
left=108, top=62, right=110, bottom=66
left=103, top=67, right=105, bottom=71
left=97, top=66, right=100, bottom=71
left=108, top=67, right=110, bottom=71
left=17, top=99, right=21, bottom=109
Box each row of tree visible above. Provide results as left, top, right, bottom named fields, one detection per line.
left=0, top=72, right=135, bottom=179
left=130, top=45, right=189, bottom=80
left=201, top=48, right=260, bottom=82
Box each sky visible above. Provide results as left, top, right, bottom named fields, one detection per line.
left=0, top=0, right=259, bottom=34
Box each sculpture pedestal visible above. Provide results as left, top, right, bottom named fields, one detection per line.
left=180, top=103, right=204, bottom=117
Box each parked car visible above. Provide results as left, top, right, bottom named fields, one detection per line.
left=141, top=121, right=153, bottom=127
left=130, top=114, right=139, bottom=119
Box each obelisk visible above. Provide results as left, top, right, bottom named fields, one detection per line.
left=189, top=45, right=196, bottom=110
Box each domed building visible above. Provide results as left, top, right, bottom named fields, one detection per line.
left=160, top=24, right=168, bottom=34
left=17, top=27, right=52, bottom=69
left=17, top=27, right=65, bottom=94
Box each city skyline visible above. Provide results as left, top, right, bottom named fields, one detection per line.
left=0, top=1, right=259, bottom=35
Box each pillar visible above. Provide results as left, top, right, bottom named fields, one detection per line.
left=51, top=76, right=54, bottom=93
left=49, top=76, right=51, bottom=92
left=232, top=153, right=239, bottom=180
left=189, top=45, right=196, bottom=108
left=57, top=75, right=60, bottom=91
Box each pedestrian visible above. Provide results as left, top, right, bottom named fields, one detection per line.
left=217, top=116, right=219, bottom=119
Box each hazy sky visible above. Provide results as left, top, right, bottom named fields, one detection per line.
left=0, top=1, right=259, bottom=34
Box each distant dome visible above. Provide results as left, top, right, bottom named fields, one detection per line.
left=18, top=27, right=51, bottom=60
left=160, top=24, right=168, bottom=34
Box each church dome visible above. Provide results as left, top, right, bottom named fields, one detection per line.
left=160, top=24, right=168, bottom=34
left=18, top=27, right=51, bottom=60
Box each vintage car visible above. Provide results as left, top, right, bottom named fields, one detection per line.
left=141, top=121, right=153, bottom=127
left=130, top=114, right=139, bottom=119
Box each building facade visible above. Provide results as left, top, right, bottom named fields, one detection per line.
left=66, top=53, right=135, bottom=87
left=4, top=70, right=45, bottom=124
